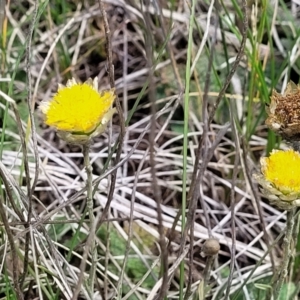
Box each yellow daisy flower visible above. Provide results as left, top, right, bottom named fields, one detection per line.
left=254, top=149, right=300, bottom=210
left=40, top=77, right=116, bottom=144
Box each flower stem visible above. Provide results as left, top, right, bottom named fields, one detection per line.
left=83, top=144, right=96, bottom=296
left=273, top=208, right=296, bottom=298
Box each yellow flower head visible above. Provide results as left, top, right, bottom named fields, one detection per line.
left=40, top=77, right=116, bottom=143
left=262, top=149, right=300, bottom=193
left=254, top=149, right=300, bottom=210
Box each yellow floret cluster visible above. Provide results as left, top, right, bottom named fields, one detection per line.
left=262, top=149, right=300, bottom=194
left=40, top=77, right=115, bottom=144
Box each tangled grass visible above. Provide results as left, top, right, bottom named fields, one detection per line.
left=0, top=0, right=299, bottom=299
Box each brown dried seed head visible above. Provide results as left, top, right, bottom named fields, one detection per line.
left=201, top=238, right=220, bottom=257
left=266, top=81, right=300, bottom=139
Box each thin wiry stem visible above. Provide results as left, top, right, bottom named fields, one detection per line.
left=0, top=181, right=23, bottom=300
left=184, top=2, right=218, bottom=297
left=241, top=138, right=276, bottom=271
left=117, top=148, right=143, bottom=296
left=116, top=22, right=130, bottom=298
left=72, top=143, right=96, bottom=298
left=12, top=97, right=30, bottom=289
left=0, top=216, right=135, bottom=227
left=144, top=0, right=168, bottom=297
left=23, top=0, right=39, bottom=288
left=84, top=144, right=97, bottom=295
left=181, top=0, right=197, bottom=298
left=0, top=0, right=5, bottom=42
left=289, top=213, right=300, bottom=299
left=25, top=0, right=39, bottom=198
left=224, top=101, right=240, bottom=300
left=104, top=221, right=111, bottom=299
left=273, top=209, right=296, bottom=299
left=96, top=0, right=125, bottom=235
left=291, top=211, right=300, bottom=275
left=208, top=0, right=248, bottom=125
